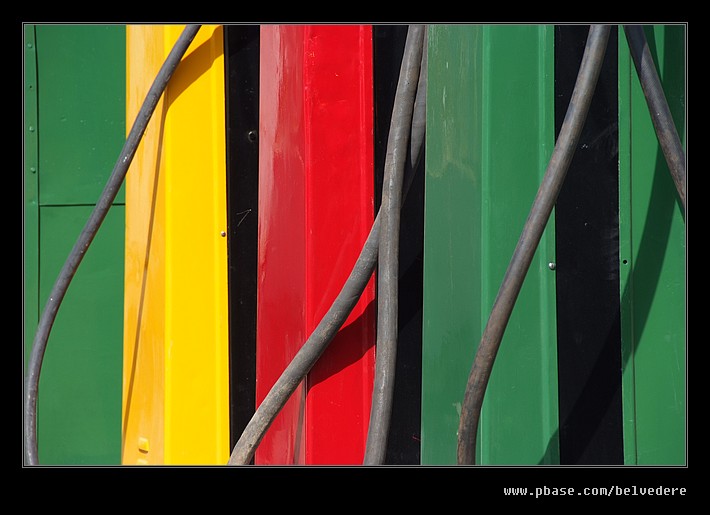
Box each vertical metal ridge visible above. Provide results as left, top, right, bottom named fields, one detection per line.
left=224, top=24, right=260, bottom=458
left=554, top=25, right=624, bottom=465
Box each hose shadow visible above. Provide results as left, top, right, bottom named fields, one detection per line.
left=121, top=27, right=222, bottom=455
left=538, top=27, right=685, bottom=465
left=121, top=99, right=167, bottom=452
left=300, top=258, right=422, bottom=385
left=164, top=26, right=223, bottom=108
left=539, top=143, right=681, bottom=465
left=301, top=154, right=424, bottom=465
left=306, top=298, right=377, bottom=390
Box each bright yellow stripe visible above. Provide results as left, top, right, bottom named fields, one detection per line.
left=123, top=25, right=229, bottom=465
left=123, top=24, right=168, bottom=466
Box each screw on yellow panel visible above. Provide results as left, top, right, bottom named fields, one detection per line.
left=123, top=24, right=229, bottom=465
left=138, top=437, right=150, bottom=453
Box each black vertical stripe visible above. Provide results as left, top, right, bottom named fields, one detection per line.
left=554, top=25, right=624, bottom=464
left=373, top=26, right=424, bottom=464
left=224, top=25, right=260, bottom=456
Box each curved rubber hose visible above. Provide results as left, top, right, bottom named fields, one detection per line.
left=409, top=29, right=428, bottom=170
left=624, top=25, right=686, bottom=211
left=228, top=173, right=422, bottom=466
left=23, top=24, right=202, bottom=466
left=228, top=218, right=379, bottom=465
left=227, top=30, right=427, bottom=466
left=457, top=24, right=611, bottom=465
left=364, top=25, right=425, bottom=465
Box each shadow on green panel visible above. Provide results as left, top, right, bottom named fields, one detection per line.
left=537, top=25, right=685, bottom=465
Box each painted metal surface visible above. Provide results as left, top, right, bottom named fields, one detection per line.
left=618, top=25, right=686, bottom=465
left=38, top=207, right=125, bottom=464
left=224, top=25, right=260, bottom=450
left=372, top=25, right=425, bottom=463
left=35, top=25, right=127, bottom=206
left=554, top=26, right=624, bottom=464
left=24, top=25, right=125, bottom=465
left=122, top=25, right=167, bottom=464
left=422, top=25, right=558, bottom=465
left=122, top=25, right=229, bottom=465
left=257, top=25, right=375, bottom=464
left=24, top=25, right=39, bottom=372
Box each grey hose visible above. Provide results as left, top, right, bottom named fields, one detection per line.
left=364, top=25, right=426, bottom=465
left=228, top=26, right=427, bottom=466
left=23, top=24, right=202, bottom=466
left=456, top=24, right=611, bottom=465
left=623, top=25, right=686, bottom=211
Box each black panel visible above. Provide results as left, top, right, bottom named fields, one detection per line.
left=554, top=25, right=624, bottom=464
left=373, top=25, right=424, bottom=465
left=224, top=25, right=259, bottom=455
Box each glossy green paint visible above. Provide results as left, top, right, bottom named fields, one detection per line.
left=24, top=25, right=39, bottom=366
left=35, top=25, right=126, bottom=206
left=618, top=25, right=686, bottom=465
left=24, top=25, right=125, bottom=464
left=421, top=25, right=483, bottom=465
left=422, top=25, right=558, bottom=465
left=38, top=207, right=125, bottom=465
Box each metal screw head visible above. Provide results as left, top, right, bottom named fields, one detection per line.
left=220, top=231, right=227, bottom=237
left=548, top=262, right=556, bottom=270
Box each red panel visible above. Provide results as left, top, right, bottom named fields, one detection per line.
left=256, top=25, right=375, bottom=465
left=256, top=25, right=307, bottom=465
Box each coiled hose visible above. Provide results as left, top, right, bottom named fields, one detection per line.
left=23, top=24, right=202, bottom=466
left=228, top=25, right=427, bottom=466
left=457, top=24, right=611, bottom=465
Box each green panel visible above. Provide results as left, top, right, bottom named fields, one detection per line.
left=479, top=25, right=558, bottom=465
left=37, top=206, right=124, bottom=465
left=422, top=25, right=557, bottom=465
left=24, top=25, right=39, bottom=366
left=618, top=25, right=686, bottom=465
left=35, top=24, right=126, bottom=206
left=25, top=24, right=126, bottom=465
left=421, top=25, right=484, bottom=465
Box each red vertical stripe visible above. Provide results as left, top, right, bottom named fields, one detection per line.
left=256, top=25, right=308, bottom=465
left=256, top=25, right=375, bottom=465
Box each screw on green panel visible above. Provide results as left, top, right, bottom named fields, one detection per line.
left=422, top=25, right=558, bottom=465
left=618, top=24, right=686, bottom=465
left=30, top=25, right=126, bottom=465
left=24, top=24, right=39, bottom=371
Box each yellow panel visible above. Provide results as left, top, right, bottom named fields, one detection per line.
left=123, top=24, right=167, bottom=466
left=123, top=25, right=229, bottom=465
